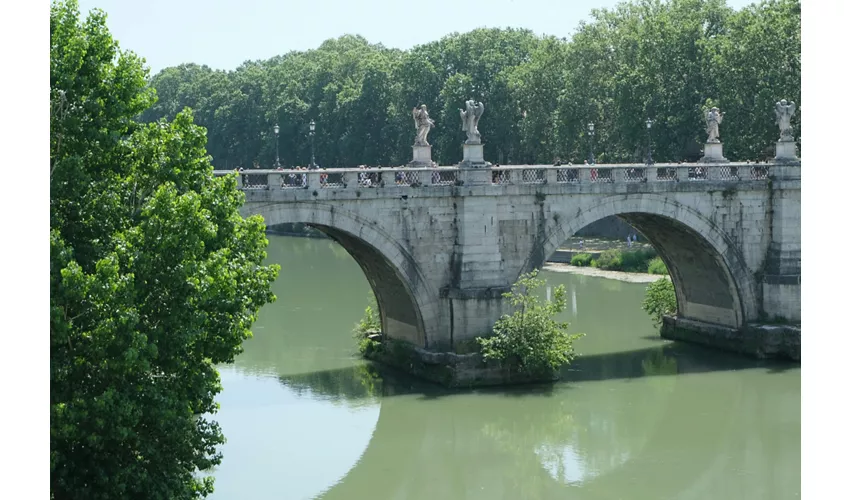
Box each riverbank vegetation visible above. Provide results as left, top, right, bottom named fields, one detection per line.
left=140, top=0, right=800, bottom=168
left=476, top=271, right=585, bottom=377
left=50, top=1, right=278, bottom=498
left=642, top=278, right=679, bottom=326
left=571, top=249, right=669, bottom=275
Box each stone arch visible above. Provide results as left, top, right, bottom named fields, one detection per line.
left=524, top=194, right=759, bottom=328
left=244, top=202, right=440, bottom=347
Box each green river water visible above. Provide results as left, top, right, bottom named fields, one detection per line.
left=208, top=235, right=800, bottom=500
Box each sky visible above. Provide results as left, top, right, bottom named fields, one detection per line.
left=76, top=0, right=755, bottom=75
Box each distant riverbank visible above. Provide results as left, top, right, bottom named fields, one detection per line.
left=543, top=262, right=666, bottom=283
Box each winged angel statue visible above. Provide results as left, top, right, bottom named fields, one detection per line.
left=460, top=100, right=485, bottom=144
left=775, top=99, right=796, bottom=142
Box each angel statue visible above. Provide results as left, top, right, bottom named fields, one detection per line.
left=460, top=100, right=485, bottom=144
left=412, top=105, right=435, bottom=146
left=775, top=99, right=796, bottom=142
left=705, top=106, right=723, bottom=143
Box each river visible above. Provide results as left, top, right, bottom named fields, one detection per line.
left=208, top=235, right=800, bottom=500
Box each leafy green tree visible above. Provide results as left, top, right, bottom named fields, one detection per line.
left=50, top=2, right=278, bottom=498
left=556, top=0, right=733, bottom=162
left=642, top=278, right=678, bottom=326
left=477, top=270, right=584, bottom=376
left=707, top=0, right=801, bottom=159
left=508, top=36, right=570, bottom=163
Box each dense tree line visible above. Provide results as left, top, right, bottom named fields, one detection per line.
left=140, top=0, right=800, bottom=168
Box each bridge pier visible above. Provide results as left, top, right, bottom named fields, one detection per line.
left=660, top=317, right=800, bottom=360
left=761, top=163, right=801, bottom=324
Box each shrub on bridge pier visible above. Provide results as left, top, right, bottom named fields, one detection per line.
left=476, top=270, right=585, bottom=378
left=642, top=278, right=678, bottom=327
left=353, top=292, right=382, bottom=355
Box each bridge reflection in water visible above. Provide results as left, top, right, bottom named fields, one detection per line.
left=270, top=343, right=799, bottom=500
left=209, top=236, right=799, bottom=500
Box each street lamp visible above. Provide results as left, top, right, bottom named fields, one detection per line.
left=588, top=122, right=595, bottom=165
left=273, top=123, right=280, bottom=167
left=309, top=119, right=316, bottom=169
left=645, top=117, right=654, bottom=165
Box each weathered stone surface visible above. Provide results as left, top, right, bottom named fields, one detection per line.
left=660, top=316, right=800, bottom=361
left=700, top=142, right=729, bottom=163
left=228, top=162, right=801, bottom=383
left=364, top=338, right=559, bottom=388
left=775, top=140, right=798, bottom=161
left=461, top=143, right=486, bottom=166
left=410, top=144, right=433, bottom=166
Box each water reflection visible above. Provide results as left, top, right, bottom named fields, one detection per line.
left=278, top=344, right=799, bottom=500
left=210, top=236, right=799, bottom=500
left=572, top=286, right=577, bottom=316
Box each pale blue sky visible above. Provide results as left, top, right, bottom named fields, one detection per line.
left=77, top=0, right=754, bottom=75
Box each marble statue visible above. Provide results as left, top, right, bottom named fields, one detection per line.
left=460, top=100, right=485, bottom=144
left=412, top=105, right=435, bottom=146
left=705, top=107, right=723, bottom=143
left=775, top=99, right=796, bottom=142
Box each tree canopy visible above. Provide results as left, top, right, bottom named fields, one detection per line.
left=140, top=0, right=800, bottom=168
left=50, top=1, right=278, bottom=498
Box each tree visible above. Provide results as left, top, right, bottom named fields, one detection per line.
left=50, top=2, right=278, bottom=498
left=707, top=0, right=801, bottom=159
left=477, top=270, right=584, bottom=376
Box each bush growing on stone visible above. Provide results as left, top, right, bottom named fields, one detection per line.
left=647, top=257, right=669, bottom=275
left=476, top=270, right=584, bottom=377
left=353, top=292, right=382, bottom=355
left=570, top=253, right=593, bottom=267
left=642, top=278, right=678, bottom=326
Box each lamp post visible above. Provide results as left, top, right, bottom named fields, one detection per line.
left=273, top=123, right=280, bottom=167
left=588, top=122, right=595, bottom=165
left=645, top=118, right=654, bottom=165
left=309, top=119, right=316, bottom=169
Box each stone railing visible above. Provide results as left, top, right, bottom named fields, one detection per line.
left=214, top=163, right=772, bottom=191
left=214, top=167, right=462, bottom=190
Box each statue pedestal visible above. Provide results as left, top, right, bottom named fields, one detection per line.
left=458, top=143, right=491, bottom=185
left=409, top=145, right=433, bottom=166
left=460, top=143, right=487, bottom=167
left=699, top=142, right=729, bottom=163
left=775, top=141, right=798, bottom=162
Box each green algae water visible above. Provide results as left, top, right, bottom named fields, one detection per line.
left=208, top=235, right=800, bottom=500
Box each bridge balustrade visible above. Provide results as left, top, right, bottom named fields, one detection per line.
left=213, top=163, right=771, bottom=191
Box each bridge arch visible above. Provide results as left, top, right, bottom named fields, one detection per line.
left=244, top=202, right=440, bottom=347
left=527, top=194, right=759, bottom=328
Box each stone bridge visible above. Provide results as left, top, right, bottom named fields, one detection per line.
left=215, top=161, right=801, bottom=373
